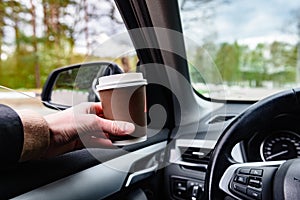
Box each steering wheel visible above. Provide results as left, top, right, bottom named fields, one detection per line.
left=204, top=88, right=300, bottom=200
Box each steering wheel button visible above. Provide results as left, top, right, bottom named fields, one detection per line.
left=232, top=183, right=247, bottom=194
left=239, top=168, right=251, bottom=174
left=236, top=175, right=248, bottom=184
left=249, top=179, right=261, bottom=188
left=250, top=169, right=263, bottom=176
left=247, top=188, right=261, bottom=200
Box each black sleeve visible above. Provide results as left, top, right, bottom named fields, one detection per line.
left=0, top=104, right=24, bottom=164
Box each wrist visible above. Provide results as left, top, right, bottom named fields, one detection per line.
left=17, top=110, right=50, bottom=162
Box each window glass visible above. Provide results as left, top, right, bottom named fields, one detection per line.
left=179, top=0, right=300, bottom=100
left=0, top=0, right=136, bottom=114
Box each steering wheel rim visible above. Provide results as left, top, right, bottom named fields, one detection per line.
left=204, top=88, right=300, bottom=200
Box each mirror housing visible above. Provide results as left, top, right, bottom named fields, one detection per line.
left=41, top=62, right=123, bottom=110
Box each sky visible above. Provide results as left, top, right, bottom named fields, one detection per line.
left=180, top=0, right=299, bottom=48
left=1, top=0, right=299, bottom=59
left=93, top=0, right=300, bottom=57
left=1, top=0, right=127, bottom=58
left=75, top=0, right=300, bottom=57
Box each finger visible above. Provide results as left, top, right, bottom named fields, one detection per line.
left=98, top=118, right=135, bottom=136
left=88, top=103, right=103, bottom=116
left=80, top=136, right=115, bottom=148
left=74, top=138, right=84, bottom=150
left=78, top=127, right=108, bottom=139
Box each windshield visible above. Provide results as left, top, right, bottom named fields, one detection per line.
left=179, top=0, right=300, bottom=100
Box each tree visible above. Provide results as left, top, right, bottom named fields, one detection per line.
left=245, top=44, right=267, bottom=87
left=83, top=0, right=89, bottom=56
left=284, top=7, right=300, bottom=83
left=30, top=0, right=41, bottom=88
left=6, top=1, right=28, bottom=56
left=191, top=42, right=220, bottom=85
left=0, top=0, right=126, bottom=89
left=0, top=0, right=5, bottom=69
left=215, top=42, right=241, bottom=85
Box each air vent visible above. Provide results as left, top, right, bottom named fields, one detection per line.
left=208, top=115, right=236, bottom=124
left=180, top=147, right=212, bottom=165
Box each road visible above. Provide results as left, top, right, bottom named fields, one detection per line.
left=0, top=92, right=57, bottom=115
left=0, top=90, right=90, bottom=115
left=0, top=87, right=288, bottom=115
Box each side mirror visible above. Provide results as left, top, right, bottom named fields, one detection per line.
left=41, top=62, right=123, bottom=110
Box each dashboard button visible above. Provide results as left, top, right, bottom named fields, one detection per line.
left=191, top=185, right=200, bottom=197
left=174, top=180, right=187, bottom=190
left=175, top=190, right=186, bottom=198
left=250, top=169, right=263, bottom=176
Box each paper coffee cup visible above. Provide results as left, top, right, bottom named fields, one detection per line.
left=96, top=73, right=147, bottom=145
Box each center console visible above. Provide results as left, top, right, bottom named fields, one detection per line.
left=165, top=138, right=244, bottom=200
left=165, top=139, right=216, bottom=200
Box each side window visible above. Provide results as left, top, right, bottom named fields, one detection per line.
left=0, top=0, right=136, bottom=114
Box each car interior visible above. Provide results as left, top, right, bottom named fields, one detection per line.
left=1, top=0, right=299, bottom=200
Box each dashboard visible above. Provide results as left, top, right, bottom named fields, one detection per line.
left=260, top=130, right=300, bottom=161
left=165, top=100, right=300, bottom=199
left=243, top=113, right=300, bottom=162
left=165, top=102, right=250, bottom=200
left=8, top=98, right=300, bottom=199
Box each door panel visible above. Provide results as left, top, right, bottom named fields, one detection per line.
left=12, top=141, right=167, bottom=200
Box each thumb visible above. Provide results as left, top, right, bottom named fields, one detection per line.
left=99, top=118, right=135, bottom=136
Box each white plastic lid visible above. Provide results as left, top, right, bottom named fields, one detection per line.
left=96, top=73, right=147, bottom=91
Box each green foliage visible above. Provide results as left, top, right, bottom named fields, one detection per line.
left=215, top=42, right=241, bottom=85
left=0, top=0, right=298, bottom=90
left=188, top=40, right=297, bottom=88
left=191, top=41, right=298, bottom=87
left=0, top=0, right=122, bottom=89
